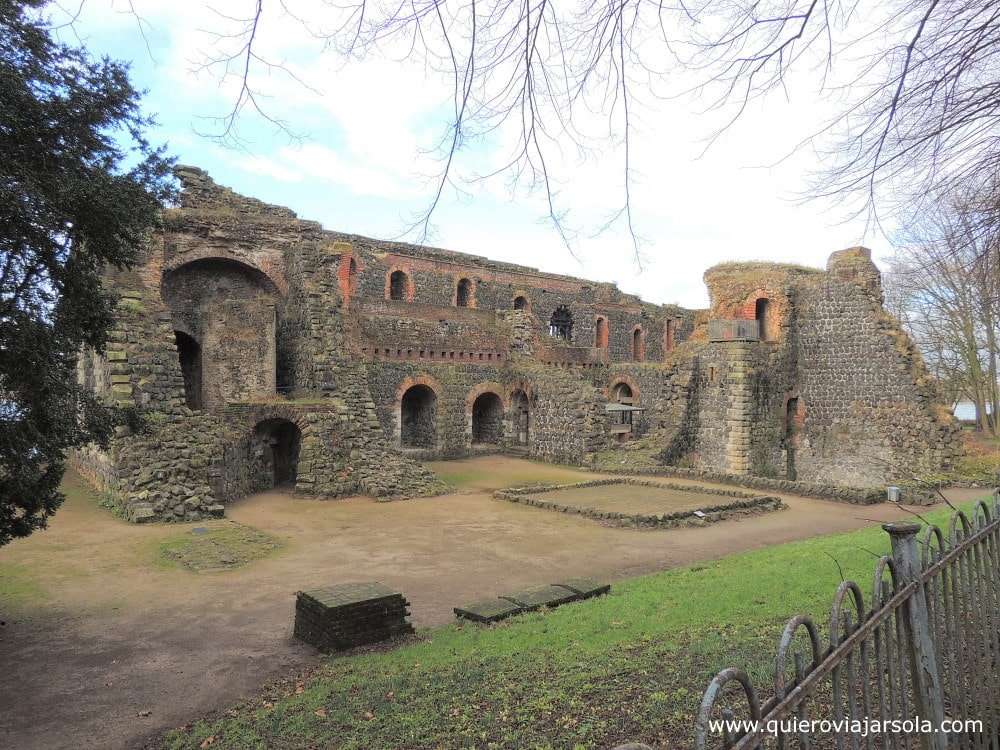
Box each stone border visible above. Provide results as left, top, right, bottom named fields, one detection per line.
left=593, top=466, right=888, bottom=505
left=494, top=478, right=785, bottom=528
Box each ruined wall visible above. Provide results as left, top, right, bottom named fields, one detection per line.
left=76, top=167, right=960, bottom=524
left=524, top=364, right=608, bottom=463
left=688, top=249, right=961, bottom=486
left=792, top=263, right=960, bottom=485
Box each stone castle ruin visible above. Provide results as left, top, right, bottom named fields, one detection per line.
left=72, top=167, right=960, bottom=522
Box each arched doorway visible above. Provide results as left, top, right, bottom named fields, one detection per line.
left=400, top=384, right=437, bottom=447
left=162, top=257, right=280, bottom=408
left=471, top=392, right=503, bottom=444
left=174, top=330, right=202, bottom=409
left=254, top=418, right=302, bottom=487
left=755, top=298, right=771, bottom=341
left=511, top=389, right=530, bottom=446
left=513, top=295, right=529, bottom=311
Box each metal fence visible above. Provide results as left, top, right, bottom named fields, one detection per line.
left=689, top=489, right=1000, bottom=750
left=708, top=319, right=761, bottom=342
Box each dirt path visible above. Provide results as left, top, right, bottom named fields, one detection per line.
left=0, top=457, right=986, bottom=750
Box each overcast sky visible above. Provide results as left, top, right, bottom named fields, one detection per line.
left=59, top=1, right=893, bottom=309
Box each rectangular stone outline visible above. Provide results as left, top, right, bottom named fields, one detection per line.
left=493, top=478, right=785, bottom=528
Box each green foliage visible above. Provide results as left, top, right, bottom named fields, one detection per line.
left=162, top=498, right=991, bottom=749
left=0, top=0, right=173, bottom=545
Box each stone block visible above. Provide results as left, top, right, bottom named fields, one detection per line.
left=127, top=503, right=156, bottom=523
left=453, top=598, right=525, bottom=624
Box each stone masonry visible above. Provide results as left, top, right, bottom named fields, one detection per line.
left=72, top=168, right=960, bottom=522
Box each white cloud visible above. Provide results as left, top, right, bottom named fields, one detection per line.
left=66, top=1, right=893, bottom=309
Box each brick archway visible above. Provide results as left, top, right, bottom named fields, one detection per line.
left=454, top=276, right=477, bottom=308
left=631, top=325, right=645, bottom=361
left=385, top=266, right=416, bottom=301
left=395, top=375, right=442, bottom=447
left=512, top=290, right=531, bottom=312
left=739, top=287, right=785, bottom=342
left=162, top=250, right=286, bottom=296
left=595, top=316, right=610, bottom=349
left=337, top=250, right=362, bottom=304
left=607, top=374, right=640, bottom=402
left=462, top=384, right=502, bottom=446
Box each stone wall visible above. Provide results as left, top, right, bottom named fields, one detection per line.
left=74, top=167, right=960, bottom=524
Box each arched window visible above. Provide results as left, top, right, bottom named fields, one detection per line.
left=549, top=305, right=573, bottom=340
left=632, top=327, right=645, bottom=361
left=456, top=278, right=473, bottom=307
left=613, top=382, right=633, bottom=403
left=664, top=319, right=675, bottom=354
left=389, top=270, right=408, bottom=301
left=755, top=297, right=771, bottom=341
left=513, top=295, right=529, bottom=311
left=595, top=316, right=609, bottom=349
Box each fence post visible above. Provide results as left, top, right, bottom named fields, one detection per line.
left=883, top=522, right=947, bottom=750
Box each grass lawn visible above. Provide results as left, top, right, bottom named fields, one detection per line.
left=162, top=495, right=993, bottom=750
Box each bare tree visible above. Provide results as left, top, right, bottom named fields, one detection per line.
left=79, top=0, right=1000, bottom=257
left=888, top=189, right=1000, bottom=434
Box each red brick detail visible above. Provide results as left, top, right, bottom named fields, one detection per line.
left=394, top=374, right=443, bottom=404
left=512, top=291, right=531, bottom=312
left=595, top=316, right=610, bottom=348
left=508, top=380, right=535, bottom=402
left=607, top=374, right=640, bottom=402
left=663, top=319, right=675, bottom=357
left=738, top=288, right=785, bottom=341
left=464, top=382, right=508, bottom=414
left=453, top=276, right=477, bottom=308
left=384, top=266, right=415, bottom=302
left=337, top=252, right=359, bottom=305
left=631, top=325, right=645, bottom=361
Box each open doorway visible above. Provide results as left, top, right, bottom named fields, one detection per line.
left=174, top=330, right=202, bottom=410
left=511, top=389, right=530, bottom=447
left=400, top=384, right=437, bottom=448
left=471, top=392, right=503, bottom=444
left=254, top=419, right=302, bottom=487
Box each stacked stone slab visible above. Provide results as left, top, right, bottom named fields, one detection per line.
left=294, top=582, right=414, bottom=652
left=454, top=578, right=610, bottom=624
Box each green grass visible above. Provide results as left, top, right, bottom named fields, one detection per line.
left=428, top=458, right=590, bottom=491
left=157, top=522, right=282, bottom=572
left=162, top=496, right=994, bottom=750
left=0, top=562, right=46, bottom=610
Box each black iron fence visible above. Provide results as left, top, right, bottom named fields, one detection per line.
left=617, top=489, right=1000, bottom=750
